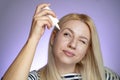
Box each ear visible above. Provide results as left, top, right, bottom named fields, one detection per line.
left=50, top=30, right=57, bottom=46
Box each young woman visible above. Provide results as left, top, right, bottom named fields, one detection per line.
left=2, top=3, right=120, bottom=80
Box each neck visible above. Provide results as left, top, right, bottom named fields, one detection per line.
left=55, top=61, right=76, bottom=75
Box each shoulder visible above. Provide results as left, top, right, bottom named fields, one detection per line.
left=105, top=67, right=120, bottom=80
left=28, top=70, right=40, bottom=80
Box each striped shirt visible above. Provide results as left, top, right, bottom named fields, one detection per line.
left=28, top=68, right=120, bottom=80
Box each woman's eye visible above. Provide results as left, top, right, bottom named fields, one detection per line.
left=79, top=40, right=86, bottom=44
left=64, top=33, right=71, bottom=37
left=82, top=41, right=86, bottom=44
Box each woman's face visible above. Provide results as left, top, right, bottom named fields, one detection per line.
left=52, top=20, right=90, bottom=65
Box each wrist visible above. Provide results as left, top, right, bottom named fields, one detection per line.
left=26, top=36, right=40, bottom=47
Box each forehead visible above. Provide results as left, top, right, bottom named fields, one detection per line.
left=61, top=20, right=90, bottom=38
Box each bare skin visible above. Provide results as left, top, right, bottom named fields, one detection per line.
left=2, top=3, right=56, bottom=80
left=52, top=20, right=90, bottom=75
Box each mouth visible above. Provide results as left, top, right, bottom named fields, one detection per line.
left=63, top=50, right=75, bottom=57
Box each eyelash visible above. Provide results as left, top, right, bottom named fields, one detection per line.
left=64, top=32, right=71, bottom=37
left=79, top=40, right=86, bottom=44
left=63, top=32, right=87, bottom=45
left=81, top=41, right=86, bottom=44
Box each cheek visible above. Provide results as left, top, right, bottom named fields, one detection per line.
left=76, top=46, right=88, bottom=60
left=53, top=35, right=65, bottom=51
left=54, top=34, right=68, bottom=48
left=52, top=36, right=68, bottom=60
left=52, top=35, right=70, bottom=58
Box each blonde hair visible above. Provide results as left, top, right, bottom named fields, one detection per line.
left=38, top=13, right=105, bottom=80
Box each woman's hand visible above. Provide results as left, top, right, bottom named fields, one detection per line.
left=2, top=4, right=56, bottom=80
left=28, top=3, right=56, bottom=42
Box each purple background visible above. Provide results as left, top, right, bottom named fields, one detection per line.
left=0, top=0, right=120, bottom=77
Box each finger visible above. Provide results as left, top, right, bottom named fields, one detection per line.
left=33, top=16, right=52, bottom=29
left=34, top=9, right=56, bottom=18
left=34, top=16, right=52, bottom=26
left=35, top=3, right=50, bottom=14
left=38, top=20, right=52, bottom=30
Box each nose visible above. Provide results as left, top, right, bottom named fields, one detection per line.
left=68, top=38, right=77, bottom=49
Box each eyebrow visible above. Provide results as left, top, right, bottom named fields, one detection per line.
left=61, top=28, right=73, bottom=33
left=61, top=28, right=89, bottom=41
left=79, top=36, right=89, bottom=42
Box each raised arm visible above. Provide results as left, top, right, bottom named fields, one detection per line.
left=2, top=3, right=56, bottom=80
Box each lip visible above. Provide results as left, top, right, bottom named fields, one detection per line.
left=63, top=50, right=75, bottom=57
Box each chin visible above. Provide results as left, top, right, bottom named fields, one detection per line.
left=59, top=58, right=76, bottom=65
